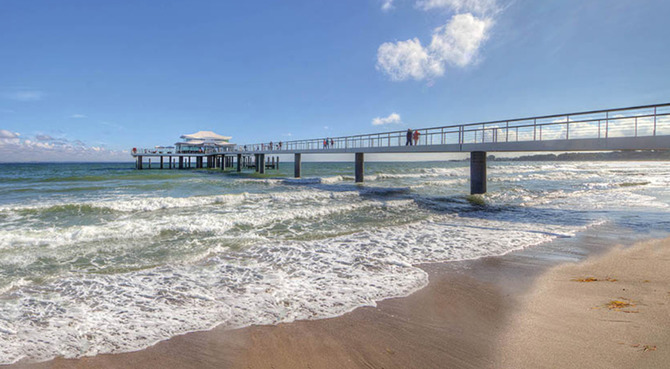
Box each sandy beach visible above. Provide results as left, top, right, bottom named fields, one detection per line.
left=9, top=234, right=670, bottom=369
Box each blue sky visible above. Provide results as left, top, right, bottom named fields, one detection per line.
left=1, top=0, right=669, bottom=161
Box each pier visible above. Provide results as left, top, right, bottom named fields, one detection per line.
left=132, top=103, right=670, bottom=194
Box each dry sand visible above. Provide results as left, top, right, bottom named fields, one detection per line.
left=8, top=236, right=670, bottom=369
left=499, top=237, right=670, bottom=368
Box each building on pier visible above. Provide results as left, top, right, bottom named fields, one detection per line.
left=175, top=131, right=234, bottom=154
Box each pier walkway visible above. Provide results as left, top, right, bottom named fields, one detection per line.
left=132, top=103, right=670, bottom=194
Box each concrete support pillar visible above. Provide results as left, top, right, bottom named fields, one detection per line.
left=294, top=153, right=301, bottom=178
left=355, top=153, right=364, bottom=183
left=470, top=151, right=487, bottom=195
left=148, top=159, right=151, bottom=169
left=259, top=154, right=266, bottom=174
left=160, top=156, right=164, bottom=169
left=188, top=157, right=191, bottom=168
left=237, top=154, right=242, bottom=172
left=137, top=156, right=143, bottom=170
left=179, top=156, right=184, bottom=169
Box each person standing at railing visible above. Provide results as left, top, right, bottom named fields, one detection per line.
left=413, top=130, right=420, bottom=145
left=330, top=138, right=334, bottom=148
left=406, top=129, right=413, bottom=146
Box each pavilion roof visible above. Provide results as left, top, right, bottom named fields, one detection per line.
left=180, top=131, right=231, bottom=141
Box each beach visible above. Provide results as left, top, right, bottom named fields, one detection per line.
left=9, top=231, right=669, bottom=368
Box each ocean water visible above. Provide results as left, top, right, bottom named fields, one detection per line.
left=0, top=160, right=669, bottom=363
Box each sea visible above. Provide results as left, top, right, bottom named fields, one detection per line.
left=1, top=160, right=669, bottom=364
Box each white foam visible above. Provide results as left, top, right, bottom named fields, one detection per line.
left=0, top=213, right=579, bottom=364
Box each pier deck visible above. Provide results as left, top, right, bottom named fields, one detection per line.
left=132, top=103, right=670, bottom=194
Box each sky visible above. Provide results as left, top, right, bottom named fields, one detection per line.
left=1, top=0, right=669, bottom=162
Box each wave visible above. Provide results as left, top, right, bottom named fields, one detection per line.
left=0, top=212, right=593, bottom=364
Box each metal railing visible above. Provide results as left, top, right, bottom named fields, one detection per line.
left=239, top=103, right=670, bottom=152
left=131, top=147, right=237, bottom=155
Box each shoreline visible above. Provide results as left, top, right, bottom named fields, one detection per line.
left=8, top=228, right=669, bottom=368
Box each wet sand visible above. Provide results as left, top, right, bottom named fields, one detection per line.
left=9, top=232, right=670, bottom=369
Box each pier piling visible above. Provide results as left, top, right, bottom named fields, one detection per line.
left=470, top=151, right=487, bottom=194
left=355, top=153, right=364, bottom=183
left=259, top=154, right=266, bottom=174
left=237, top=154, right=242, bottom=172
left=294, top=153, right=301, bottom=178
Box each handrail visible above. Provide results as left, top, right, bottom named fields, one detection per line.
left=238, top=102, right=670, bottom=152
left=131, top=103, right=670, bottom=155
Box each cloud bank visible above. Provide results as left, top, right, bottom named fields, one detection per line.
left=0, top=130, right=128, bottom=162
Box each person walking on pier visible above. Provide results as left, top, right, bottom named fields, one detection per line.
left=406, top=129, right=412, bottom=146
left=413, top=129, right=420, bottom=145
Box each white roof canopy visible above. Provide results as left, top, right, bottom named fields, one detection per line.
left=180, top=131, right=231, bottom=141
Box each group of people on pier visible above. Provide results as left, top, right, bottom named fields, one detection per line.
left=406, top=129, right=420, bottom=146
left=323, top=138, right=335, bottom=148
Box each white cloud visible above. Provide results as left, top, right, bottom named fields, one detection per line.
left=377, top=38, right=443, bottom=81
left=372, top=113, right=402, bottom=126
left=377, top=13, right=492, bottom=81
left=4, top=91, right=44, bottom=102
left=0, top=130, right=20, bottom=139
left=429, top=13, right=493, bottom=67
left=382, top=0, right=395, bottom=11
left=35, top=134, right=55, bottom=141
left=69, top=114, right=88, bottom=119
left=416, top=0, right=498, bottom=14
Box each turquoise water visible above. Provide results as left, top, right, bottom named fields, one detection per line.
left=1, top=161, right=669, bottom=363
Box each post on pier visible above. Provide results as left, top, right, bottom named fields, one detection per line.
left=179, top=156, right=184, bottom=169
left=188, top=157, right=191, bottom=169
left=294, top=153, right=301, bottom=178
left=137, top=156, right=143, bottom=170
left=355, top=153, right=364, bottom=183
left=148, top=159, right=151, bottom=169
left=259, top=153, right=266, bottom=174
left=160, top=156, right=164, bottom=169
left=470, top=151, right=487, bottom=194
left=254, top=154, right=259, bottom=172
left=237, top=154, right=242, bottom=172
